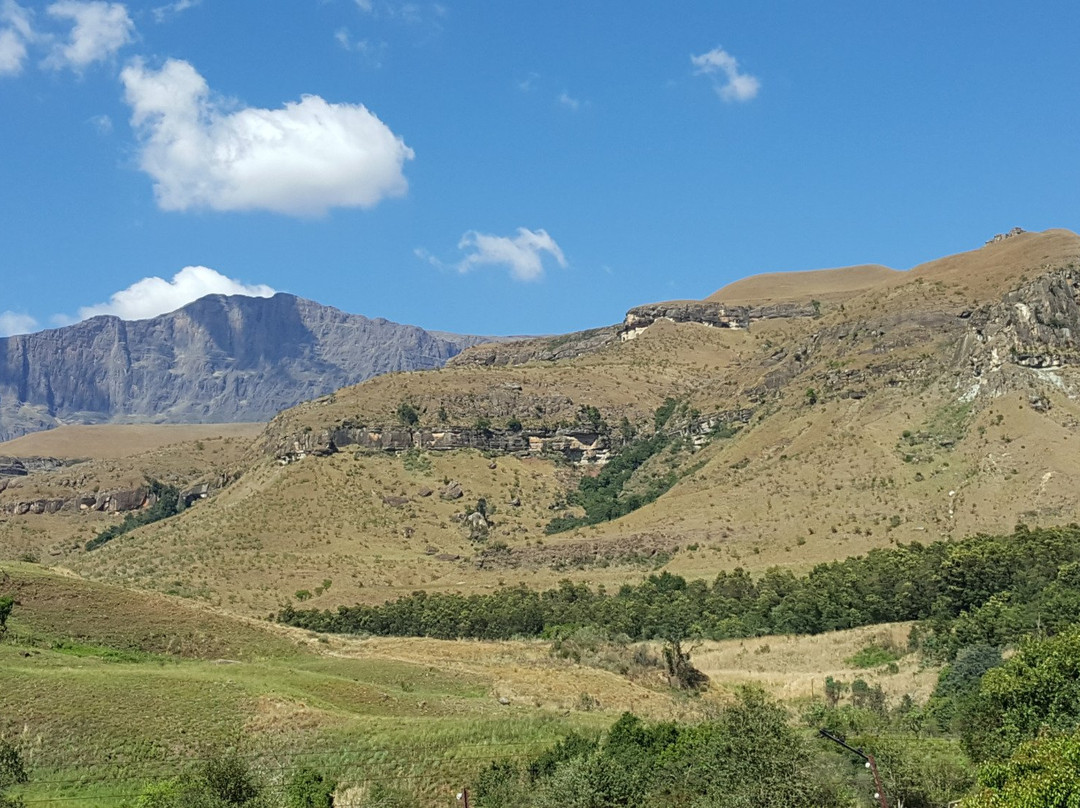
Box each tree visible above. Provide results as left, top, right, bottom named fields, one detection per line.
left=396, top=402, right=420, bottom=427
left=199, top=752, right=260, bottom=806
left=0, top=597, right=13, bottom=640
left=662, top=640, right=708, bottom=691
left=961, top=629, right=1080, bottom=762
left=286, top=766, right=336, bottom=808
left=962, top=730, right=1080, bottom=808
left=0, top=739, right=27, bottom=808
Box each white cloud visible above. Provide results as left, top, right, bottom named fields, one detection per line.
left=456, top=228, right=567, bottom=282
left=88, top=112, right=112, bottom=133
left=0, top=310, right=38, bottom=337
left=77, top=266, right=276, bottom=321
left=691, top=46, right=760, bottom=102
left=152, top=0, right=199, bottom=23
left=557, top=91, right=580, bottom=110
left=120, top=58, right=414, bottom=216
left=45, top=1, right=134, bottom=71
left=0, top=1, right=32, bottom=76
left=334, top=27, right=385, bottom=65
left=516, top=71, right=539, bottom=92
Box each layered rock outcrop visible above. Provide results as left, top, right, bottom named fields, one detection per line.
left=619, top=300, right=818, bottom=340
left=274, top=425, right=614, bottom=466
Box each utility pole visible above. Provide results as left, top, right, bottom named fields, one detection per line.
left=819, top=729, right=889, bottom=808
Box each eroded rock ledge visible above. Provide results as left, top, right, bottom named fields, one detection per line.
left=271, top=406, right=755, bottom=467
left=0, top=472, right=233, bottom=518
left=275, top=426, right=614, bottom=466
left=619, top=301, right=818, bottom=341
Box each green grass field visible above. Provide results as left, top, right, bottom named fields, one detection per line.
left=0, top=563, right=641, bottom=807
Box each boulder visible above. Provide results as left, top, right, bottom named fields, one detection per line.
left=440, top=481, right=464, bottom=500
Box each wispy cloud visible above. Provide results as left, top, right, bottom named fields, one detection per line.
left=120, top=57, right=414, bottom=216
left=557, top=91, right=580, bottom=110
left=516, top=71, right=539, bottom=92
left=421, top=228, right=567, bottom=282
left=88, top=112, right=112, bottom=133
left=334, top=26, right=386, bottom=66
left=691, top=45, right=760, bottom=102
left=76, top=266, right=276, bottom=321
left=45, top=1, right=134, bottom=71
left=0, top=1, right=33, bottom=76
left=151, top=0, right=200, bottom=23
left=0, top=310, right=38, bottom=337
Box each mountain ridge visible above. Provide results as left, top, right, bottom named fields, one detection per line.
left=0, top=292, right=503, bottom=441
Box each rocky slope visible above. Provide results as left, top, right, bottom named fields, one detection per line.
left=0, top=293, right=500, bottom=441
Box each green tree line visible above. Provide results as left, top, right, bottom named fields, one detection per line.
left=279, top=524, right=1080, bottom=653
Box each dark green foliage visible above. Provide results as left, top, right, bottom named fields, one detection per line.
left=0, top=597, right=13, bottom=639
left=849, top=678, right=887, bottom=714
left=662, top=640, right=708, bottom=690
left=525, top=732, right=597, bottom=782
left=653, top=397, right=679, bottom=429
left=577, top=405, right=608, bottom=434
left=395, top=402, right=420, bottom=427
left=200, top=752, right=261, bottom=806
left=545, top=432, right=673, bottom=533
left=824, top=676, right=846, bottom=708
left=473, top=691, right=846, bottom=807
left=961, top=629, right=1080, bottom=762
left=84, top=480, right=185, bottom=551
left=926, top=644, right=1003, bottom=734
left=962, top=730, right=1080, bottom=807
left=133, top=751, right=264, bottom=807
left=0, top=739, right=27, bottom=808
left=285, top=766, right=336, bottom=808
left=864, top=736, right=974, bottom=808
left=472, top=760, right=522, bottom=807
left=506, top=416, right=522, bottom=432
left=934, top=644, right=1003, bottom=702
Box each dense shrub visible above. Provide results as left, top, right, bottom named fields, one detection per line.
left=473, top=690, right=847, bottom=807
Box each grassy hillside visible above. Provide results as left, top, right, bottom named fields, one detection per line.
left=0, top=426, right=260, bottom=563
left=3, top=230, right=1077, bottom=616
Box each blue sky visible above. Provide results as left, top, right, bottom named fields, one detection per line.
left=1, top=1, right=1078, bottom=338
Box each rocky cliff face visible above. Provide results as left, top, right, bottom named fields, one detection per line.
left=619, top=300, right=818, bottom=339
left=0, top=293, right=498, bottom=441
left=954, top=267, right=1080, bottom=399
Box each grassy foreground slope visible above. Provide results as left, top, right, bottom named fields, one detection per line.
left=0, top=563, right=660, bottom=806
left=0, top=563, right=941, bottom=806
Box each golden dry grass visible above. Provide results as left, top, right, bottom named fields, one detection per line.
left=689, top=623, right=939, bottom=703
left=0, top=422, right=263, bottom=459
left=708, top=263, right=903, bottom=305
